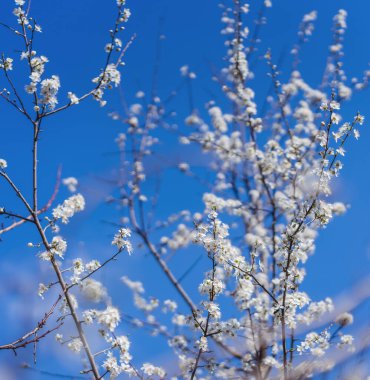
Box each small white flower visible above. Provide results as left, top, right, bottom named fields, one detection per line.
left=112, top=228, right=132, bottom=254
left=355, top=114, right=365, bottom=125
left=197, top=336, right=208, bottom=351
left=85, top=260, right=101, bottom=272
left=40, top=75, right=60, bottom=109
left=141, top=363, right=166, bottom=378
left=320, top=102, right=329, bottom=111
left=96, top=306, right=121, bottom=331
left=0, top=58, right=14, bottom=71
left=0, top=159, right=7, bottom=169
left=67, top=338, right=83, bottom=353
left=52, top=194, right=85, bottom=224
left=80, top=279, right=107, bottom=303
left=50, top=236, right=67, bottom=258
left=136, top=90, right=145, bottom=98
left=336, top=147, right=345, bottom=156
left=67, top=92, right=79, bottom=105
left=336, top=312, right=354, bottom=327
left=72, top=258, right=85, bottom=277
left=62, top=177, right=78, bottom=192
left=82, top=309, right=96, bottom=324
left=38, top=283, right=48, bottom=299
left=102, top=352, right=122, bottom=378
left=162, top=299, right=177, bottom=313
left=329, top=100, right=340, bottom=110
left=178, top=162, right=189, bottom=172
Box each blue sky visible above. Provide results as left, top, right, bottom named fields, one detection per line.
left=1, top=0, right=370, bottom=378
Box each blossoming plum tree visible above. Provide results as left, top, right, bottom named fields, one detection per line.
left=0, top=0, right=134, bottom=378
left=0, top=0, right=369, bottom=379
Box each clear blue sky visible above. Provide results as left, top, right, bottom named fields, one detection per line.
left=1, top=0, right=370, bottom=378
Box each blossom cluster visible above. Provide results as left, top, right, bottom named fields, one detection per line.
left=103, top=2, right=366, bottom=379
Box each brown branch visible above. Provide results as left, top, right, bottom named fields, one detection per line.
left=0, top=166, right=61, bottom=235
left=0, top=295, right=62, bottom=351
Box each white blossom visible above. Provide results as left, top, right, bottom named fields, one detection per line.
left=112, top=228, right=132, bottom=253
left=141, top=363, right=166, bottom=378
left=96, top=306, right=121, bottom=332
left=80, top=279, right=107, bottom=303
left=0, top=159, right=7, bottom=169
left=38, top=283, right=48, bottom=299
left=40, top=75, right=60, bottom=109
left=62, top=177, right=78, bottom=192
left=52, top=194, right=85, bottom=223
left=67, top=338, right=83, bottom=353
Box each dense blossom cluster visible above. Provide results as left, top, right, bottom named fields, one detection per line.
left=52, top=194, right=86, bottom=224
left=104, top=2, right=369, bottom=379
